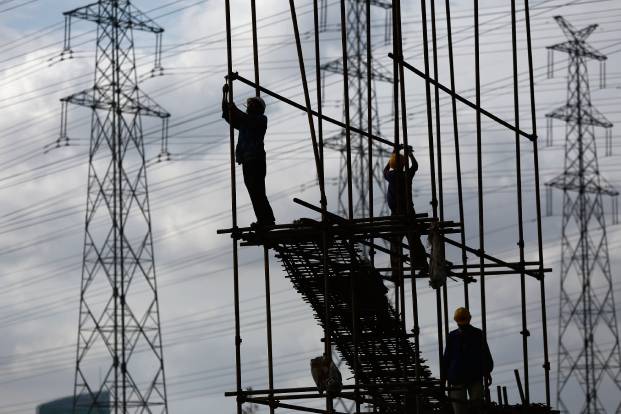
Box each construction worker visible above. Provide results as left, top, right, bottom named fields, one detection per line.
left=383, top=148, right=428, bottom=278
left=442, top=307, right=494, bottom=414
left=222, top=83, right=275, bottom=227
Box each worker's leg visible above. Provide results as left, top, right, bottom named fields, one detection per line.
left=242, top=158, right=275, bottom=224
left=467, top=381, right=483, bottom=412
left=404, top=205, right=428, bottom=273
left=390, top=234, right=404, bottom=280
left=448, top=384, right=468, bottom=414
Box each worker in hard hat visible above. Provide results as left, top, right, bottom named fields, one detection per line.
left=383, top=148, right=428, bottom=279
left=442, top=307, right=494, bottom=414
left=222, top=83, right=275, bottom=227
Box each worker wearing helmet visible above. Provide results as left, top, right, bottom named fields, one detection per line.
left=442, top=307, right=494, bottom=414
left=222, top=83, right=275, bottom=227
left=383, top=148, right=428, bottom=279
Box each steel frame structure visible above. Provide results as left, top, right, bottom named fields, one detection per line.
left=545, top=16, right=621, bottom=414
left=58, top=1, right=170, bottom=412
left=220, top=1, right=554, bottom=413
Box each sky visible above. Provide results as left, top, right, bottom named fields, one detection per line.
left=0, top=0, right=620, bottom=413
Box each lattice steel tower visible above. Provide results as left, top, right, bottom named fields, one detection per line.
left=545, top=16, right=621, bottom=413
left=58, top=1, right=170, bottom=412
left=321, top=0, right=392, bottom=220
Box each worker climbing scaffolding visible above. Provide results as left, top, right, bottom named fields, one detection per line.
left=384, top=148, right=429, bottom=279
left=222, top=82, right=275, bottom=228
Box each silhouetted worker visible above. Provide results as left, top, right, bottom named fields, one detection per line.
left=442, top=307, right=494, bottom=414
left=383, top=149, right=428, bottom=278
left=222, top=83, right=275, bottom=227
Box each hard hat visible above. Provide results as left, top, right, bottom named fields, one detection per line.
left=453, top=307, right=471, bottom=325
left=246, top=96, right=266, bottom=113
left=389, top=153, right=406, bottom=170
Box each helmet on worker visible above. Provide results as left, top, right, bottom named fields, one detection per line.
left=389, top=152, right=406, bottom=170
left=453, top=307, right=471, bottom=326
left=246, top=96, right=266, bottom=114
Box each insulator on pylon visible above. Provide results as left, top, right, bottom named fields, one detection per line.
left=151, top=32, right=165, bottom=77
left=321, top=70, right=326, bottom=106
left=545, top=186, right=553, bottom=217
left=599, top=60, right=606, bottom=89
left=546, top=117, right=553, bottom=147
left=62, top=15, right=72, bottom=57
left=384, top=9, right=392, bottom=45
left=613, top=196, right=619, bottom=225
left=605, top=127, right=612, bottom=156
left=547, top=49, right=554, bottom=79
left=159, top=117, right=171, bottom=161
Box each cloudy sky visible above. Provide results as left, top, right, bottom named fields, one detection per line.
left=0, top=0, right=620, bottom=413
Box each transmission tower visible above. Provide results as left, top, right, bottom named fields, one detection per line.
left=58, top=1, right=170, bottom=412
left=321, top=0, right=393, bottom=221
left=545, top=16, right=621, bottom=413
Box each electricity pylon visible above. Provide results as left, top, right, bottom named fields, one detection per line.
left=58, top=1, right=170, bottom=412
left=545, top=16, right=621, bottom=414
left=321, top=0, right=393, bottom=223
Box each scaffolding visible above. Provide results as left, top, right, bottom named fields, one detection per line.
left=219, top=1, right=556, bottom=413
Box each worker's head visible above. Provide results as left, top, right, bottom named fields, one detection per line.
left=453, top=307, right=471, bottom=327
left=246, top=96, right=266, bottom=114
left=389, top=152, right=406, bottom=170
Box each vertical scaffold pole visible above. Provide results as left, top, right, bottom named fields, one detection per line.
left=474, top=0, right=487, bottom=340
left=444, top=0, right=470, bottom=311
left=339, top=0, right=354, bottom=221
left=429, top=0, right=447, bottom=389
left=249, top=2, right=275, bottom=412
left=223, top=2, right=242, bottom=414
left=510, top=0, right=530, bottom=403
left=366, top=0, right=375, bottom=269
left=524, top=0, right=551, bottom=405
left=288, top=1, right=332, bottom=412
left=473, top=0, right=489, bottom=402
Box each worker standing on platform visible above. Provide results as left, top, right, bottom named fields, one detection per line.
left=222, top=83, right=275, bottom=227
left=383, top=148, right=428, bottom=278
left=442, top=307, right=494, bottom=414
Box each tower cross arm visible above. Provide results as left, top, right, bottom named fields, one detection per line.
left=64, top=2, right=163, bottom=34
left=545, top=104, right=613, bottom=128
left=369, top=0, right=392, bottom=9
left=546, top=42, right=607, bottom=61
left=61, top=87, right=170, bottom=119
left=546, top=173, right=619, bottom=196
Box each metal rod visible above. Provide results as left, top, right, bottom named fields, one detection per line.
left=286, top=0, right=326, bottom=207
left=514, top=369, right=526, bottom=404
left=264, top=247, right=275, bottom=413
left=339, top=0, right=354, bottom=221
left=249, top=4, right=275, bottom=412
left=245, top=397, right=349, bottom=414
left=429, top=0, right=447, bottom=394
left=443, top=0, right=471, bottom=323
left=474, top=0, right=487, bottom=346
left=366, top=0, right=375, bottom=271
left=524, top=0, right=551, bottom=405
left=510, top=0, right=529, bottom=403
left=223, top=2, right=242, bottom=413
left=396, top=0, right=409, bottom=335
left=233, top=74, right=398, bottom=149
left=388, top=54, right=535, bottom=142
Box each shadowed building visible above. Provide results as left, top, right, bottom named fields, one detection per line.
left=36, top=393, right=110, bottom=414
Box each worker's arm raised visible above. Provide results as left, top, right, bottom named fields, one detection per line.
left=221, top=84, right=246, bottom=130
